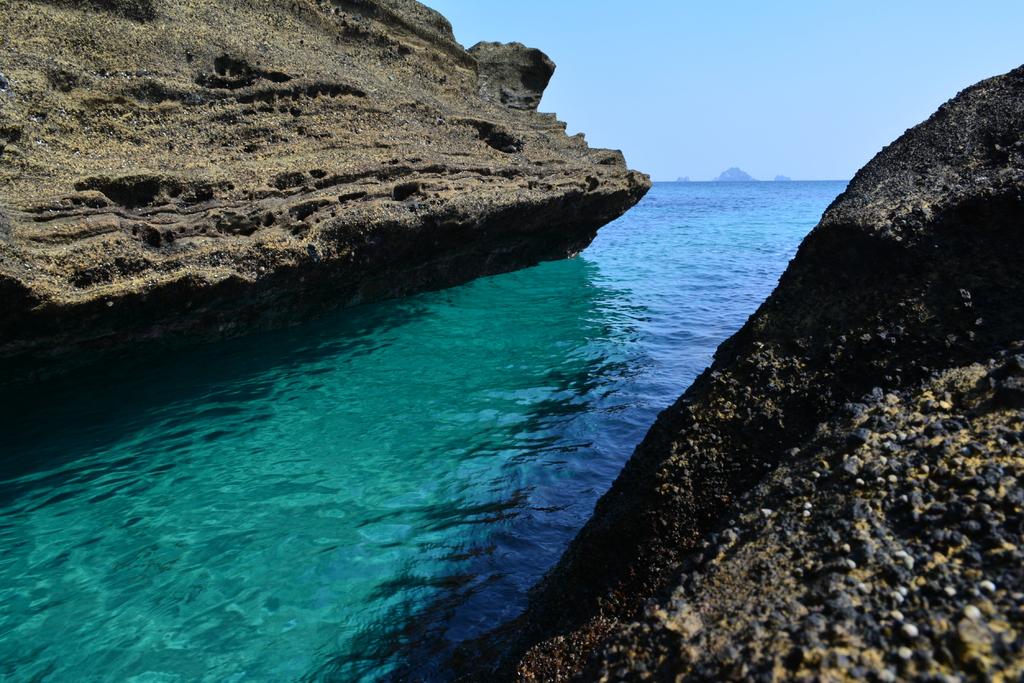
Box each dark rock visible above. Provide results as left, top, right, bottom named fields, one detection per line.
left=848, top=428, right=872, bottom=445
left=995, top=375, right=1024, bottom=406
left=843, top=402, right=869, bottom=418
left=469, top=41, right=555, bottom=111
left=392, top=181, right=422, bottom=201
left=42, top=0, right=157, bottom=21
left=140, top=226, right=161, bottom=248
left=473, top=64, right=1024, bottom=681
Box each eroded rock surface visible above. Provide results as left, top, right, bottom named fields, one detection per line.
left=0, top=0, right=648, bottom=377
left=469, top=41, right=556, bottom=111
left=476, top=66, right=1024, bottom=681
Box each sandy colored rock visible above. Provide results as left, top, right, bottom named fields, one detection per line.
left=469, top=41, right=556, bottom=111
left=0, top=0, right=649, bottom=379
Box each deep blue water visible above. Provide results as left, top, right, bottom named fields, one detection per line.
left=0, top=181, right=845, bottom=681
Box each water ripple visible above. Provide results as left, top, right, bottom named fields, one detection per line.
left=0, top=181, right=844, bottom=682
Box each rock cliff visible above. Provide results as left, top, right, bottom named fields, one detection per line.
left=481, top=66, right=1024, bottom=681
left=0, top=0, right=648, bottom=377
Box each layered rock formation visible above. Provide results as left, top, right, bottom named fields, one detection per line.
left=479, top=66, right=1024, bottom=680
left=0, top=0, right=648, bottom=377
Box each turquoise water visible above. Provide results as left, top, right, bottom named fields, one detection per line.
left=0, top=181, right=845, bottom=682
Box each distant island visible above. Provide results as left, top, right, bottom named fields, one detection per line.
left=675, top=170, right=796, bottom=182
left=715, top=167, right=755, bottom=182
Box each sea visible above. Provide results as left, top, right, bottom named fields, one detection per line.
left=0, top=181, right=846, bottom=681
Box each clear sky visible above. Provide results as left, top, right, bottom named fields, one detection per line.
left=424, top=1, right=1024, bottom=181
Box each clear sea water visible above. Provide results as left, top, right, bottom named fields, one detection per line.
left=0, top=181, right=845, bottom=682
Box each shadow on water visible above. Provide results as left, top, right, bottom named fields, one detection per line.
left=300, top=265, right=649, bottom=682
left=0, top=296, right=435, bottom=490
left=0, top=254, right=645, bottom=683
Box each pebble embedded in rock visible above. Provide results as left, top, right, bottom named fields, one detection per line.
left=893, top=550, right=915, bottom=569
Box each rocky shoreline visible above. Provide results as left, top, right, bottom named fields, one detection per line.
left=5, top=3, right=1021, bottom=681
left=468, top=66, right=1024, bottom=680
left=0, top=0, right=648, bottom=380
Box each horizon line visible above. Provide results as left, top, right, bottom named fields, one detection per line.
left=653, top=178, right=851, bottom=183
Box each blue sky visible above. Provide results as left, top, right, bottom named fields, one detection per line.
left=424, top=1, right=1024, bottom=181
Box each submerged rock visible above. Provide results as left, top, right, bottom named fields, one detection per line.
left=0, top=0, right=648, bottom=379
left=473, top=66, right=1024, bottom=680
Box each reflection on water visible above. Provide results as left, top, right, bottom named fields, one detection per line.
left=0, top=182, right=845, bottom=681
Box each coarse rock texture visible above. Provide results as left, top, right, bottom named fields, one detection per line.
left=586, top=354, right=1024, bottom=681
left=469, top=41, right=555, bottom=111
left=0, top=0, right=648, bottom=379
left=470, top=65, right=1024, bottom=680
